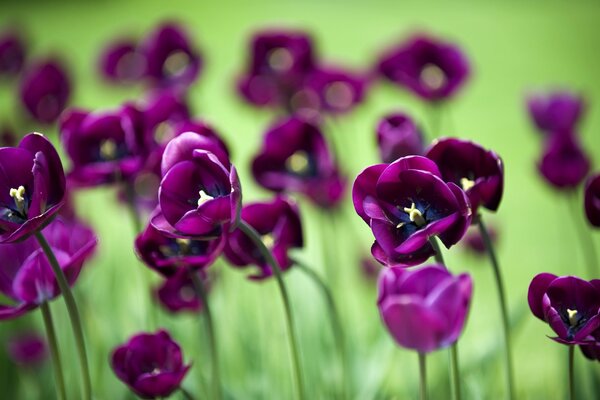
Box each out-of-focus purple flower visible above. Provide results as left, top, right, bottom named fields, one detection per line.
left=138, top=89, right=190, bottom=142
left=580, top=331, right=600, bottom=362
left=378, top=264, right=473, bottom=353
left=98, top=39, right=146, bottom=83
left=238, top=30, right=315, bottom=109
left=252, top=117, right=346, bottom=208
left=7, top=332, right=47, bottom=367
left=463, top=224, right=498, bottom=255
left=0, top=133, right=66, bottom=243
left=584, top=174, right=600, bottom=228
left=537, top=133, right=590, bottom=190
left=224, top=196, right=302, bottom=280
left=140, top=22, right=201, bottom=88
left=0, top=30, right=26, bottom=76
left=60, top=105, right=147, bottom=187
left=156, top=269, right=208, bottom=313
left=426, top=138, right=504, bottom=213
left=376, top=113, right=424, bottom=163
left=111, top=330, right=190, bottom=399
left=527, top=91, right=584, bottom=134
left=136, top=213, right=225, bottom=277
left=19, top=60, right=70, bottom=124
left=528, top=273, right=600, bottom=344
left=361, top=256, right=381, bottom=281
left=353, top=156, right=472, bottom=266
left=0, top=218, right=96, bottom=320
left=377, top=35, right=470, bottom=102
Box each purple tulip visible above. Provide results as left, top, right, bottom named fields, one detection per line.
left=378, top=264, right=473, bottom=353
left=361, top=256, right=381, bottom=281
left=0, top=30, right=26, bottom=76
left=111, top=330, right=191, bottom=399
left=7, top=332, right=47, bottom=367
left=584, top=174, right=600, bottom=227
left=139, top=89, right=190, bottom=141
left=376, top=113, right=424, bottom=163
left=580, top=331, right=600, bottom=362
left=0, top=218, right=96, bottom=320
left=0, top=133, right=66, bottom=243
left=252, top=117, right=346, bottom=208
left=353, top=156, right=472, bottom=266
left=426, top=138, right=504, bottom=213
left=224, top=196, right=302, bottom=280
left=19, top=60, right=70, bottom=124
left=156, top=269, right=208, bottom=313
left=377, top=35, right=470, bottom=102
left=140, top=22, right=201, bottom=88
left=238, top=30, right=315, bottom=108
left=60, top=105, right=147, bottom=187
left=528, top=273, right=600, bottom=344
left=537, top=133, right=590, bottom=190
left=527, top=91, right=584, bottom=134
left=98, top=39, right=146, bottom=83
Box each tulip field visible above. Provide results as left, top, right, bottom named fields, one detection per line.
left=1, top=1, right=599, bottom=399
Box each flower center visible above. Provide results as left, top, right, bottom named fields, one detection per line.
left=401, top=202, right=426, bottom=228
left=460, top=177, right=475, bottom=191
left=420, top=63, right=446, bottom=91
left=163, top=50, right=190, bottom=78
left=567, top=308, right=580, bottom=327
left=100, top=139, right=118, bottom=161
left=268, top=48, right=294, bottom=72
left=197, top=190, right=214, bottom=207
left=175, top=238, right=191, bottom=253
left=285, top=150, right=310, bottom=175
left=9, top=186, right=26, bottom=214
left=324, top=81, right=354, bottom=110
left=262, top=233, right=275, bottom=249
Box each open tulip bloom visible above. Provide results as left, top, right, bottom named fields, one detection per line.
left=527, top=91, right=585, bottom=134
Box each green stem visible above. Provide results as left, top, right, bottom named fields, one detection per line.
left=293, top=258, right=348, bottom=399
left=566, top=194, right=599, bottom=278
left=426, top=102, right=443, bottom=140
left=35, top=232, right=91, bottom=400
left=428, top=237, right=445, bottom=265
left=180, top=387, right=196, bottom=400
left=189, top=270, right=222, bottom=400
left=477, top=216, right=515, bottom=400
left=238, top=221, right=305, bottom=400
left=568, top=346, right=575, bottom=400
left=40, top=302, right=67, bottom=400
left=418, top=352, right=427, bottom=400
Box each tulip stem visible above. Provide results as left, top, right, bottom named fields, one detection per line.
left=239, top=221, right=306, bottom=400
left=40, top=302, right=67, bottom=400
left=293, top=257, right=348, bottom=399
left=189, top=270, right=222, bottom=400
left=566, top=194, right=598, bottom=278
left=180, top=387, right=196, bottom=400
left=418, top=352, right=427, bottom=400
left=35, top=232, right=91, bottom=400
left=428, top=237, right=445, bottom=265
left=477, top=216, right=515, bottom=400
left=568, top=345, right=575, bottom=400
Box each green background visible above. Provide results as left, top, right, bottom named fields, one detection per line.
left=1, top=0, right=600, bottom=398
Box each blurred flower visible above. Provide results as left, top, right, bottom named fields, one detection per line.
left=0, top=218, right=97, bottom=320
left=19, top=59, right=70, bottom=124
left=98, top=38, right=146, bottom=83
left=378, top=264, right=473, bottom=353
left=139, top=89, right=191, bottom=141
left=252, top=117, right=346, bottom=208
left=527, top=91, right=584, bottom=134
left=353, top=156, right=471, bottom=266
left=140, top=22, right=201, bottom=89
left=537, top=133, right=590, bottom=190
left=580, top=331, right=600, bottom=362
left=60, top=105, right=147, bottom=187
left=426, top=138, right=504, bottom=213
left=224, top=196, right=303, bottom=280
left=361, top=256, right=381, bottom=281
left=528, top=273, right=600, bottom=344
left=7, top=332, right=47, bottom=367
left=0, top=30, right=26, bottom=77
left=0, top=133, right=66, bottom=243
left=463, top=224, right=498, bottom=255
left=111, top=330, right=190, bottom=399
left=136, top=213, right=225, bottom=276
left=376, top=113, right=424, bottom=163
left=155, top=269, right=208, bottom=313
left=584, top=174, right=600, bottom=227
left=377, top=35, right=470, bottom=102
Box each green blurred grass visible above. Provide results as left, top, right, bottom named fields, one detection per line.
left=1, top=0, right=600, bottom=399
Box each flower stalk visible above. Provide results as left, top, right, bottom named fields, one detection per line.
left=418, top=352, right=427, bottom=400
left=40, top=302, right=67, bottom=400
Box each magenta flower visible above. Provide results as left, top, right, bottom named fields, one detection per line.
left=528, top=273, right=600, bottom=344
left=376, top=113, right=424, bottom=163
left=139, top=89, right=190, bottom=140
left=7, top=332, right=47, bottom=367
left=156, top=269, right=208, bottom=313
left=0, top=218, right=96, bottom=319
left=0, top=30, right=26, bottom=77
left=111, top=330, right=191, bottom=399
left=377, top=35, right=470, bottom=102
left=98, top=38, right=146, bottom=83
left=584, top=174, right=600, bottom=227
left=252, top=117, right=346, bottom=208
left=426, top=138, right=504, bottom=213
left=537, top=133, right=590, bottom=190
left=224, top=196, right=303, bottom=280
left=527, top=91, right=584, bottom=134
left=353, top=156, right=471, bottom=266
left=19, top=59, right=70, bottom=124
left=378, top=264, right=473, bottom=353
left=580, top=331, right=600, bottom=362
left=0, top=133, right=66, bottom=243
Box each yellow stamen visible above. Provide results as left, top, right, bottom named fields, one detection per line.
left=324, top=81, right=354, bottom=110
left=567, top=309, right=579, bottom=327
left=197, top=190, right=214, bottom=207
left=403, top=203, right=426, bottom=227
left=262, top=233, right=275, bottom=249
left=163, top=50, right=190, bottom=77
left=396, top=222, right=405, bottom=229
left=100, top=139, right=117, bottom=160
left=9, top=186, right=26, bottom=213
left=286, top=151, right=310, bottom=175
left=460, top=177, right=475, bottom=191
left=268, top=48, right=294, bottom=72
left=175, top=238, right=191, bottom=253
left=420, top=63, right=446, bottom=91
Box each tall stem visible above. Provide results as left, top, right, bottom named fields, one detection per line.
left=238, top=221, right=305, bottom=400
left=293, top=258, right=348, bottom=399
left=477, top=216, right=515, bottom=400
left=565, top=194, right=599, bottom=278
left=40, top=302, right=67, bottom=400
left=568, top=346, right=575, bottom=400
left=418, top=352, right=427, bottom=400
left=189, top=270, right=222, bottom=400
left=35, top=232, right=91, bottom=400
left=428, top=237, right=445, bottom=265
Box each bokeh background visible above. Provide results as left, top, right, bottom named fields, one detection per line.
left=1, top=0, right=600, bottom=398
